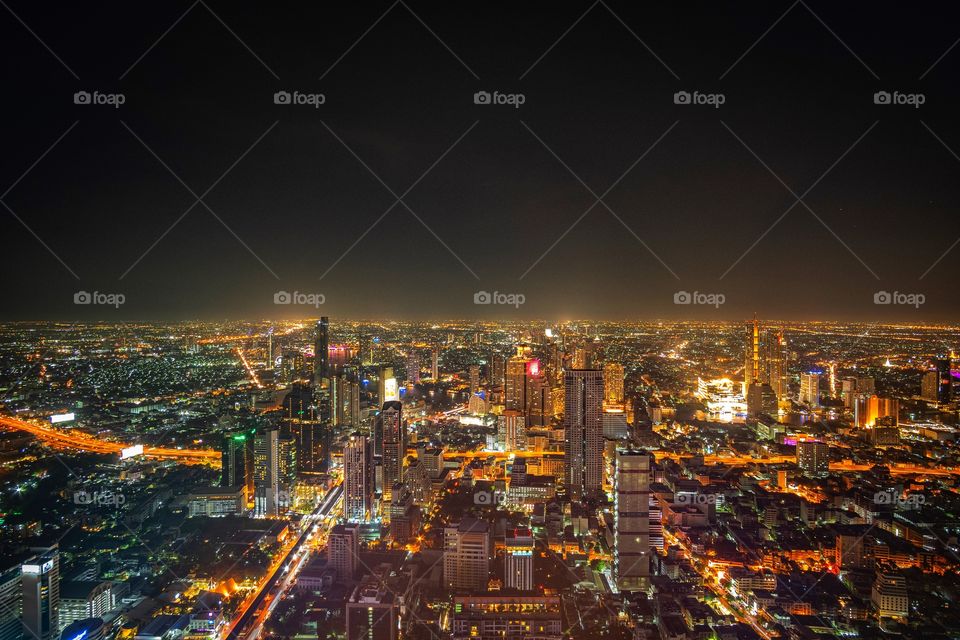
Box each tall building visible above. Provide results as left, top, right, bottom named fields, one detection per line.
left=614, top=451, right=650, bottom=591
left=797, top=440, right=829, bottom=478
left=314, top=317, right=329, bottom=382
left=344, top=434, right=374, bottom=523
left=221, top=430, right=254, bottom=498
left=59, top=580, right=112, bottom=630
left=504, top=529, right=534, bottom=591
left=277, top=435, right=297, bottom=511
left=746, top=383, right=777, bottom=417
left=406, top=351, right=420, bottom=385
left=254, top=428, right=280, bottom=517
left=744, top=316, right=762, bottom=389
left=921, top=370, right=939, bottom=402
left=380, top=402, right=405, bottom=505
left=524, top=361, right=550, bottom=427
left=377, top=367, right=397, bottom=404
left=489, top=353, right=505, bottom=388
left=505, top=348, right=529, bottom=412
left=766, top=331, right=788, bottom=399
left=603, top=362, right=625, bottom=405
left=444, top=518, right=491, bottom=592
left=498, top=411, right=526, bottom=451
left=855, top=395, right=899, bottom=428
left=936, top=357, right=953, bottom=403
left=469, top=365, right=480, bottom=396
left=431, top=347, right=439, bottom=380
left=0, top=562, right=21, bottom=640
left=800, top=373, right=820, bottom=407
left=22, top=546, right=59, bottom=640
left=564, top=369, right=604, bottom=500
left=328, top=524, right=359, bottom=582
left=872, top=569, right=908, bottom=619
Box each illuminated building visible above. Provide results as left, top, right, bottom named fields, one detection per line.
left=406, top=350, right=420, bottom=384
left=603, top=362, right=625, bottom=404
left=498, top=411, right=525, bottom=451
left=22, top=546, right=59, bottom=640
left=505, top=348, right=531, bottom=412
left=602, top=406, right=628, bottom=439
left=278, top=435, right=297, bottom=511
left=314, top=317, right=329, bottom=382
left=344, top=433, right=374, bottom=523
left=855, top=395, right=899, bottom=428
left=615, top=451, right=650, bottom=591
left=800, top=373, right=820, bottom=407
left=0, top=563, right=21, bottom=640
left=378, top=366, right=398, bottom=404
left=872, top=570, right=908, bottom=619
left=469, top=364, right=480, bottom=395
left=389, top=484, right=419, bottom=544
left=489, top=352, right=505, bottom=388
left=936, top=357, right=953, bottom=402
left=746, top=383, right=778, bottom=417
left=380, top=401, right=405, bottom=505
left=59, top=581, right=111, bottom=630
left=744, top=315, right=762, bottom=390
left=796, top=440, right=829, bottom=478
left=504, top=529, right=534, bottom=591
left=451, top=595, right=562, bottom=640
left=444, top=518, right=490, bottom=592
left=328, top=524, right=360, bottom=582
left=254, top=428, right=280, bottom=517
left=921, top=370, right=939, bottom=402
left=186, top=486, right=244, bottom=517
left=60, top=619, right=105, bottom=640
left=431, top=347, right=439, bottom=380
left=563, top=369, right=604, bottom=500
left=345, top=573, right=398, bottom=640
left=695, top=378, right=746, bottom=419
left=220, top=430, right=254, bottom=497
left=524, top=361, right=550, bottom=427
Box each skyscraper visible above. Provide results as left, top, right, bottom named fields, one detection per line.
left=489, top=352, right=505, bottom=388
left=444, top=518, right=490, bottom=592
left=615, top=451, right=650, bottom=591
left=469, top=364, right=480, bottom=396
left=936, top=357, right=953, bottom=403
left=380, top=401, right=405, bottom=505
left=766, top=331, right=788, bottom=399
left=0, top=562, right=21, bottom=640
left=797, top=440, right=829, bottom=478
left=744, top=315, right=762, bottom=389
left=431, top=347, right=439, bottom=380
left=564, top=369, right=604, bottom=500
left=254, top=428, right=280, bottom=517
left=406, top=351, right=420, bottom=384
left=344, top=433, right=374, bottom=523
left=221, top=430, right=254, bottom=498
left=800, top=373, right=820, bottom=407
left=603, top=362, right=625, bottom=405
left=505, top=348, right=529, bottom=412
left=504, top=529, right=534, bottom=591
left=314, top=317, right=329, bottom=382
left=21, top=546, right=59, bottom=640
left=328, top=524, right=359, bottom=582
left=498, top=410, right=526, bottom=451
left=378, top=366, right=398, bottom=404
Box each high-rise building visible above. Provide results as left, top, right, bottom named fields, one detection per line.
left=872, top=569, right=909, bottom=619
left=314, top=317, right=329, bottom=382
left=378, top=367, right=398, bottom=404
left=796, top=440, right=829, bottom=478
left=744, top=316, right=762, bottom=389
left=345, top=573, right=398, bottom=640
left=22, top=546, right=59, bottom=640
left=766, top=331, right=788, bottom=399
left=431, top=347, right=439, bottom=381
left=489, top=353, right=505, bottom=388
left=564, top=369, right=604, bottom=500
left=855, top=395, right=899, bottom=428
left=469, top=365, right=480, bottom=396
left=746, top=383, right=778, bottom=417
left=380, top=402, right=405, bottom=505
left=504, top=529, right=534, bottom=591
left=498, top=411, right=526, bottom=451
left=344, top=433, right=374, bottom=523
left=921, top=370, right=939, bottom=402
left=254, top=428, right=280, bottom=517
left=277, top=435, right=297, bottom=511
left=444, top=518, right=491, bottom=592
left=505, top=348, right=529, bottom=412
left=406, top=351, right=420, bottom=384
left=525, top=361, right=550, bottom=427
left=800, top=373, right=820, bottom=407
left=936, top=357, right=953, bottom=403
left=614, top=451, right=650, bottom=591
left=221, top=430, right=254, bottom=498
left=0, top=563, right=21, bottom=640
left=603, top=362, right=625, bottom=405
left=328, top=524, right=359, bottom=582
left=58, top=581, right=112, bottom=630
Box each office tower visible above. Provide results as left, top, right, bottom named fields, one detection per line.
left=444, top=518, right=491, bottom=592
left=378, top=366, right=398, bottom=404
left=431, top=347, right=439, bottom=380
left=336, top=377, right=361, bottom=427
left=921, top=370, right=939, bottom=402
left=524, top=361, right=550, bottom=427
left=746, top=383, right=778, bottom=417
left=872, top=569, right=909, bottom=619
left=345, top=573, right=398, bottom=640
left=406, top=351, right=420, bottom=384
left=564, top=369, right=604, bottom=500
left=22, top=546, right=59, bottom=640
left=291, top=419, right=328, bottom=474
left=603, top=362, right=625, bottom=405
left=221, top=430, right=254, bottom=497
left=389, top=485, right=419, bottom=544
left=936, top=357, right=953, bottom=402
left=380, top=401, right=405, bottom=505
left=602, top=406, right=629, bottom=439
left=266, top=328, right=273, bottom=368
left=0, top=563, right=21, bottom=640
left=504, top=529, right=534, bottom=591
left=328, top=524, right=359, bottom=582
left=469, top=365, right=480, bottom=396
left=766, top=331, right=788, bottom=399
left=744, top=315, right=762, bottom=389
left=278, top=435, right=296, bottom=510
left=796, top=440, right=829, bottom=478
left=314, top=317, right=330, bottom=382
left=615, top=451, right=650, bottom=591
left=505, top=348, right=529, bottom=412
left=800, top=373, right=820, bottom=407
left=498, top=411, right=526, bottom=451
left=344, top=434, right=374, bottom=523
left=254, top=428, right=280, bottom=517
left=489, top=353, right=505, bottom=388
left=855, top=395, right=899, bottom=428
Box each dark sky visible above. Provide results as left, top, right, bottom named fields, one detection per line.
left=1, top=1, right=959, bottom=321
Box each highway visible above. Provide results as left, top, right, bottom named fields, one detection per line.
left=224, top=483, right=343, bottom=640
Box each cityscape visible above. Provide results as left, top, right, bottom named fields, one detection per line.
left=4, top=2, right=960, bottom=640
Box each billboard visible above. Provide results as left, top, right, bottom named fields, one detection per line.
left=120, top=444, right=144, bottom=460
left=50, top=412, right=75, bottom=424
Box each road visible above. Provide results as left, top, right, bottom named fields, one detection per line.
left=224, top=483, right=343, bottom=640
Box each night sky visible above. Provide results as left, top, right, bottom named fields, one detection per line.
left=1, top=2, right=959, bottom=321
